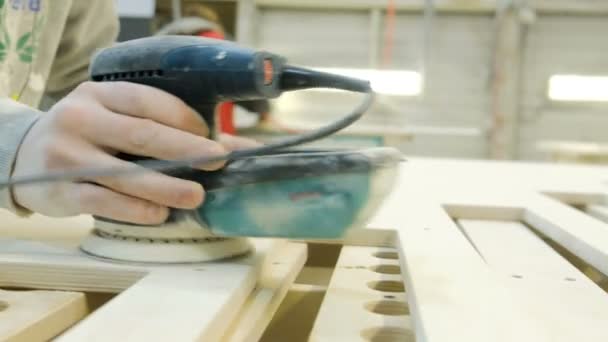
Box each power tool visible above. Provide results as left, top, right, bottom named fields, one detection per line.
left=88, top=35, right=370, bottom=139
left=3, top=36, right=402, bottom=262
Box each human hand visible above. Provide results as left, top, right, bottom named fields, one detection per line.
left=11, top=81, right=230, bottom=225
left=217, top=132, right=262, bottom=151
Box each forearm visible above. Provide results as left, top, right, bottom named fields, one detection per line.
left=0, top=99, right=41, bottom=215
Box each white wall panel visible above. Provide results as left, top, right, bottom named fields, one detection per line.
left=519, top=15, right=608, bottom=160
left=250, top=4, right=608, bottom=160
left=257, top=9, right=370, bottom=67
left=256, top=9, right=492, bottom=158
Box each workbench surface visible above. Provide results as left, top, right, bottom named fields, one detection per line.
left=1, top=157, right=607, bottom=341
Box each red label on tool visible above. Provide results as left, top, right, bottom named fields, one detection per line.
left=263, top=59, right=273, bottom=85
left=289, top=191, right=322, bottom=202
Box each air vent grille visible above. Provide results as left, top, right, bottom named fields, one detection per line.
left=92, top=69, right=164, bottom=82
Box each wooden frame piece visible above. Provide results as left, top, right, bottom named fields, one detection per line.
left=0, top=289, right=86, bottom=342
left=0, top=210, right=307, bottom=342
left=1, top=158, right=608, bottom=341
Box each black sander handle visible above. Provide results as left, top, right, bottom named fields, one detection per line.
left=89, top=35, right=285, bottom=139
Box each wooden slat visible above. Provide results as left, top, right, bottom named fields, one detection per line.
left=0, top=240, right=149, bottom=293
left=221, top=242, right=307, bottom=342
left=587, top=204, right=608, bottom=224
left=52, top=239, right=288, bottom=341
left=459, top=220, right=585, bottom=278
left=0, top=211, right=92, bottom=248
left=0, top=239, right=277, bottom=293
left=372, top=197, right=506, bottom=342
left=1, top=156, right=607, bottom=341
left=459, top=220, right=608, bottom=341
left=0, top=289, right=87, bottom=342
left=309, top=246, right=413, bottom=342
left=57, top=268, right=257, bottom=341
left=524, top=195, right=608, bottom=275
left=363, top=158, right=608, bottom=342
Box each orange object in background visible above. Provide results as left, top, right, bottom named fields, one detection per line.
left=197, top=29, right=236, bottom=134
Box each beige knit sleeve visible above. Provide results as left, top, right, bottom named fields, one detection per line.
left=43, top=1, right=120, bottom=105
left=0, top=99, right=41, bottom=215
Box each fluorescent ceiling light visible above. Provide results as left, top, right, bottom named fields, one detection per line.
left=313, top=68, right=421, bottom=96
left=549, top=74, right=608, bottom=102
left=114, top=0, right=155, bottom=18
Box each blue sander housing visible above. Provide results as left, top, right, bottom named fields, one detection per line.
left=86, top=35, right=403, bottom=240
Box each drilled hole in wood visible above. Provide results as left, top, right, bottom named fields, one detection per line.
left=361, top=327, right=415, bottom=342
left=373, top=251, right=398, bottom=260
left=0, top=301, right=9, bottom=312
left=370, top=264, right=401, bottom=275
left=368, top=280, right=405, bottom=293
left=365, top=300, right=409, bottom=316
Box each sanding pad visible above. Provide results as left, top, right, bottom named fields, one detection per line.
left=80, top=216, right=252, bottom=263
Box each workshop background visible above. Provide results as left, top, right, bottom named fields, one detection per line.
left=116, top=0, right=608, bottom=164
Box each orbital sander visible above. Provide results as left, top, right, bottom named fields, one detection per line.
left=4, top=36, right=403, bottom=263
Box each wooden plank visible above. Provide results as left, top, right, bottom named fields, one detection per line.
left=303, top=228, right=397, bottom=248
left=57, top=268, right=257, bottom=341
left=444, top=204, right=523, bottom=221
left=587, top=204, right=608, bottom=224
left=524, top=195, right=608, bottom=275
left=459, top=220, right=608, bottom=341
left=307, top=158, right=608, bottom=342
left=458, top=220, right=585, bottom=277
left=0, top=289, right=87, bottom=342
left=542, top=191, right=606, bottom=207
left=0, top=240, right=148, bottom=293
left=1, top=156, right=607, bottom=341
left=371, top=195, right=507, bottom=342
left=0, top=211, right=92, bottom=248
left=309, top=246, right=413, bottom=342
left=56, top=240, right=287, bottom=341
left=221, top=242, right=307, bottom=342
left=0, top=239, right=277, bottom=293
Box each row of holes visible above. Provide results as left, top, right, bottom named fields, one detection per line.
left=92, top=69, right=164, bottom=81
left=358, top=250, right=415, bottom=342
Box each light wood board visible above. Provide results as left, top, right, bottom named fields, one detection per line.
left=365, top=157, right=608, bottom=342
left=1, top=157, right=608, bottom=341
left=310, top=246, right=413, bottom=341
left=0, top=289, right=86, bottom=342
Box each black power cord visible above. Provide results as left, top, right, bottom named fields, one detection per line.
left=0, top=67, right=374, bottom=188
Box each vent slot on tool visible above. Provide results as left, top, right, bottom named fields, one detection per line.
left=92, top=70, right=164, bottom=82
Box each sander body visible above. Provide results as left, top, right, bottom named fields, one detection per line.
left=75, top=36, right=402, bottom=261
